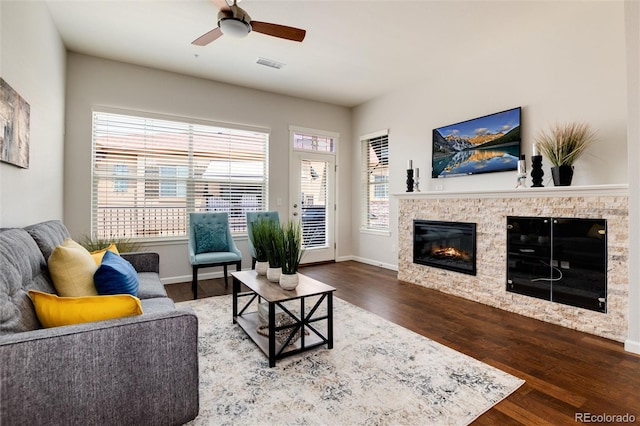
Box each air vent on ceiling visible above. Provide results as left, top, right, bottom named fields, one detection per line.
left=256, top=57, right=285, bottom=69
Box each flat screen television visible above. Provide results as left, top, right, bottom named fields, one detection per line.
left=432, top=107, right=521, bottom=179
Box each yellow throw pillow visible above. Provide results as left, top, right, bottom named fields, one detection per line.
left=28, top=290, right=143, bottom=328
left=90, top=243, right=120, bottom=265
left=48, top=238, right=99, bottom=297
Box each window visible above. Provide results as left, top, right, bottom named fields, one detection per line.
left=92, top=110, right=269, bottom=240
left=373, top=175, right=389, bottom=199
left=113, top=164, right=129, bottom=192
left=361, top=131, right=389, bottom=231
left=159, top=166, right=188, bottom=198
left=291, top=127, right=336, bottom=153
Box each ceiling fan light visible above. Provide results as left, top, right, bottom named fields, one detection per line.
left=219, top=18, right=251, bottom=38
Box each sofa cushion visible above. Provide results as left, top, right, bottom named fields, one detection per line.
left=24, top=220, right=70, bottom=260
left=90, top=243, right=119, bottom=265
left=29, top=290, right=143, bottom=328
left=0, top=229, right=57, bottom=334
left=94, top=251, right=139, bottom=296
left=194, top=223, right=228, bottom=253
left=48, top=239, right=99, bottom=297
left=137, top=272, right=168, bottom=299
left=140, top=296, right=176, bottom=314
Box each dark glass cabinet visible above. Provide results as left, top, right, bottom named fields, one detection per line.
left=506, top=216, right=607, bottom=312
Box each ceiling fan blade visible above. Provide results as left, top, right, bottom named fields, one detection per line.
left=192, top=27, right=223, bottom=46
left=211, top=0, right=231, bottom=12
left=251, top=21, right=306, bottom=42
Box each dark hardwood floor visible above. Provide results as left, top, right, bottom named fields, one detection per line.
left=165, top=261, right=640, bottom=425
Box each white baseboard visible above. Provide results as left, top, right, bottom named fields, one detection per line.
left=335, top=255, right=355, bottom=263
left=625, top=338, right=640, bottom=355
left=300, top=255, right=398, bottom=272
left=161, top=257, right=399, bottom=285
left=349, top=256, right=398, bottom=272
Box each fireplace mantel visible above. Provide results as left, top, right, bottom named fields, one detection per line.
left=396, top=186, right=629, bottom=342
left=393, top=184, right=628, bottom=200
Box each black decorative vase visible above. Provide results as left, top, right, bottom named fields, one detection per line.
left=530, top=155, right=544, bottom=187
left=406, top=169, right=414, bottom=192
left=551, top=165, right=574, bottom=186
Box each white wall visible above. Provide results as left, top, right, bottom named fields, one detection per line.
left=351, top=1, right=628, bottom=269
left=0, top=1, right=66, bottom=227
left=64, top=53, right=351, bottom=283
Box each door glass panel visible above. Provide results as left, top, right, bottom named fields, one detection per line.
left=300, top=159, right=327, bottom=248
left=293, top=132, right=335, bottom=153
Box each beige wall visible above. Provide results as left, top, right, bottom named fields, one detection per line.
left=63, top=53, right=352, bottom=283
left=0, top=1, right=66, bottom=227
left=351, top=1, right=628, bottom=270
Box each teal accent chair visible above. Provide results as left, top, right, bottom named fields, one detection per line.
left=188, top=212, right=242, bottom=299
left=246, top=211, right=280, bottom=268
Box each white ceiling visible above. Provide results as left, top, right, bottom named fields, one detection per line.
left=44, top=0, right=551, bottom=108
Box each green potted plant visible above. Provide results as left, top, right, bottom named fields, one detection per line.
left=280, top=219, right=305, bottom=290
left=249, top=218, right=272, bottom=275
left=79, top=236, right=142, bottom=253
left=534, top=122, right=596, bottom=186
left=264, top=220, right=284, bottom=283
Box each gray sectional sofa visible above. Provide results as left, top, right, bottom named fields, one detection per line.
left=0, top=220, right=199, bottom=425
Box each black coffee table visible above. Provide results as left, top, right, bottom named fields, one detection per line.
left=232, top=270, right=335, bottom=367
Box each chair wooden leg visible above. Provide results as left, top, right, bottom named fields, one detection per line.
left=251, top=257, right=256, bottom=269
left=192, top=266, right=198, bottom=300
left=223, top=264, right=229, bottom=288
left=236, top=261, right=242, bottom=272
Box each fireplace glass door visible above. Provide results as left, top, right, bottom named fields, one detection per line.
left=506, top=216, right=607, bottom=312
left=413, top=220, right=476, bottom=275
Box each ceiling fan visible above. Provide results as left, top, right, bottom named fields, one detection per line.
left=192, top=0, right=306, bottom=46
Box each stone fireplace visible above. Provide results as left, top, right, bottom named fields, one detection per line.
left=396, top=185, right=629, bottom=342
left=413, top=220, right=476, bottom=275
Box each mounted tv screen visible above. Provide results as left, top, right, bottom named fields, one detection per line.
left=432, top=107, right=521, bottom=179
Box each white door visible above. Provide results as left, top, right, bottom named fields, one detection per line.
left=289, top=151, right=336, bottom=263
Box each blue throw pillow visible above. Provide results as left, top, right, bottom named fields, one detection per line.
left=94, top=250, right=139, bottom=296
left=195, top=223, right=228, bottom=254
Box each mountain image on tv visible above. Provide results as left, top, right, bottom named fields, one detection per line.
left=432, top=107, right=521, bottom=178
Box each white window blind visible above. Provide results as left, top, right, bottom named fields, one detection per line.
left=91, top=111, right=269, bottom=240
left=361, top=132, right=389, bottom=231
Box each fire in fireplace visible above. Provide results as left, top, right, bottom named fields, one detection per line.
left=413, top=220, right=477, bottom=275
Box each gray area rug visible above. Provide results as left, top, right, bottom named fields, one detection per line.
left=179, top=294, right=524, bottom=425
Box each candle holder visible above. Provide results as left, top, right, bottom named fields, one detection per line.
left=414, top=177, right=420, bottom=192
left=531, top=155, right=544, bottom=187
left=515, top=155, right=527, bottom=189
left=406, top=169, right=414, bottom=192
